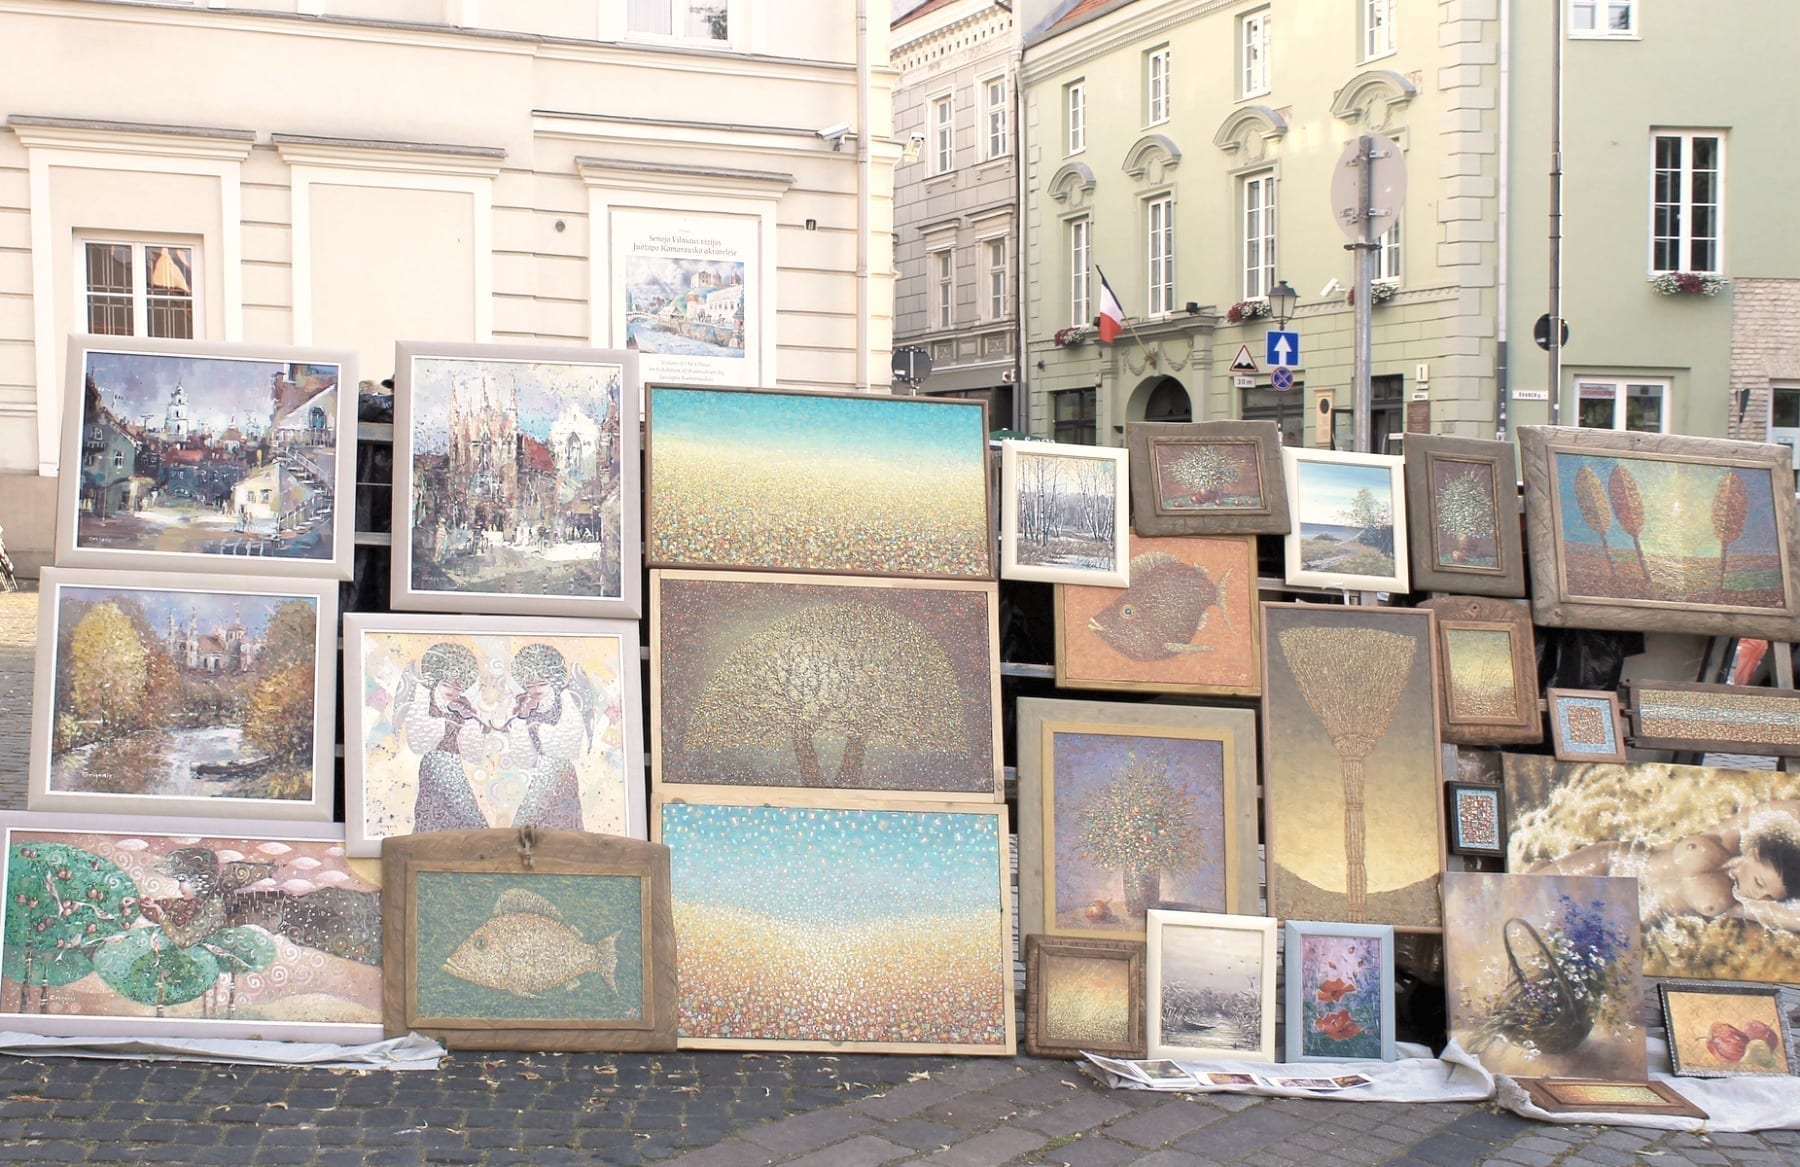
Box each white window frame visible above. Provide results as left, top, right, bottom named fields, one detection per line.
left=1375, top=220, right=1402, bottom=283
left=933, top=94, right=955, bottom=175
left=1145, top=46, right=1171, bottom=126
left=1575, top=377, right=1670, bottom=434
left=1569, top=1, right=1637, bottom=38
left=982, top=238, right=1007, bottom=322
left=1362, top=0, right=1395, bottom=61
left=1769, top=383, right=1800, bottom=486
left=76, top=235, right=202, bottom=341
left=1240, top=9, right=1271, bottom=99
left=934, top=249, right=954, bottom=329
left=625, top=0, right=738, bottom=48
left=1066, top=82, right=1086, bottom=156
left=1242, top=173, right=1276, bottom=301
left=982, top=75, right=1008, bottom=160
left=1650, top=131, right=1724, bottom=275
left=1146, top=196, right=1174, bottom=316
left=1069, top=217, right=1091, bottom=329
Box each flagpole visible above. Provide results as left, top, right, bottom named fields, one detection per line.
left=1094, top=265, right=1156, bottom=362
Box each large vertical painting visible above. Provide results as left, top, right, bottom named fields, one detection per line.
left=57, top=336, right=356, bottom=579
left=1144, top=910, right=1276, bottom=1062
left=657, top=800, right=1014, bottom=1054
left=1125, top=421, right=1290, bottom=536
left=1403, top=434, right=1525, bottom=597
left=28, top=567, right=337, bottom=821
left=1282, top=448, right=1410, bottom=593
left=1261, top=603, right=1443, bottom=930
left=999, top=440, right=1129, bottom=586
left=391, top=343, right=641, bottom=618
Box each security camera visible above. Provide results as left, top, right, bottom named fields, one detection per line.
left=817, top=122, right=851, bottom=142
left=910, top=131, right=926, bottom=144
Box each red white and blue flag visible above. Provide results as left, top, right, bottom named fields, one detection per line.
left=1095, top=266, right=1126, bottom=344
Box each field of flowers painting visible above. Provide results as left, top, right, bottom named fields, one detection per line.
left=1293, top=932, right=1387, bottom=1060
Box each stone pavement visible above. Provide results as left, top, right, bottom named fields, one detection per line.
left=0, top=587, right=1796, bottom=1165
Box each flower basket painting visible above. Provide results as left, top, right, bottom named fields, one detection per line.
left=1126, top=421, right=1290, bottom=536
left=1403, top=434, right=1525, bottom=597
left=1282, top=448, right=1410, bottom=593
left=1000, top=440, right=1129, bottom=587
left=1283, top=921, right=1396, bottom=1062
left=1660, top=982, right=1795, bottom=1077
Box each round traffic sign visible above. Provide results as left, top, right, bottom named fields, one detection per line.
left=1271, top=367, right=1296, bottom=392
left=1330, top=134, right=1407, bottom=244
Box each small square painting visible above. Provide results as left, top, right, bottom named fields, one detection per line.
left=1661, top=982, right=1794, bottom=1077
left=1545, top=689, right=1627, bottom=763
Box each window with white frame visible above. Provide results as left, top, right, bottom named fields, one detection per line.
left=1147, top=196, right=1174, bottom=316
left=1577, top=377, right=1668, bottom=433
left=1069, top=218, right=1091, bottom=328
left=1242, top=173, right=1276, bottom=301
left=82, top=239, right=197, bottom=339
left=1066, top=82, right=1086, bottom=155
left=627, top=0, right=730, bottom=43
left=1145, top=46, right=1171, bottom=126
left=983, top=76, right=1007, bottom=160
left=1362, top=0, right=1395, bottom=60
left=934, top=249, right=954, bottom=329
left=933, top=95, right=955, bottom=174
left=1771, top=384, right=1800, bottom=487
left=984, top=238, right=1007, bottom=320
left=1240, top=9, right=1271, bottom=99
left=1570, top=1, right=1636, bottom=37
left=1375, top=220, right=1402, bottom=282
left=1652, top=132, right=1723, bottom=274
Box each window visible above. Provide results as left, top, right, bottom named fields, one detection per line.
left=1652, top=132, right=1723, bottom=274
left=1146, top=197, right=1174, bottom=316
left=627, top=0, right=729, bottom=42
left=1240, top=9, right=1270, bottom=98
left=1053, top=388, right=1096, bottom=445
left=1577, top=378, right=1668, bottom=433
left=1375, top=220, right=1402, bottom=282
left=1066, top=82, right=1086, bottom=155
left=1362, top=0, right=1395, bottom=60
left=933, top=95, right=955, bottom=174
left=983, top=239, right=1007, bottom=321
left=1771, top=385, right=1800, bottom=487
left=1242, top=174, right=1276, bottom=301
left=1145, top=47, right=1171, bottom=125
left=83, top=241, right=196, bottom=339
left=983, top=76, right=1007, bottom=160
left=934, top=250, right=953, bottom=329
left=1069, top=218, right=1091, bottom=328
left=1570, top=1, right=1635, bottom=37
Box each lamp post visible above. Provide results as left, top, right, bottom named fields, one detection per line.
left=1269, top=279, right=1297, bottom=329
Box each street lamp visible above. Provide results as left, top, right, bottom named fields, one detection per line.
left=1268, top=279, right=1297, bottom=329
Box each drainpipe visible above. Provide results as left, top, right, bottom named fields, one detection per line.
left=1011, top=6, right=1027, bottom=431
left=1494, top=0, right=1511, bottom=440
left=857, top=0, right=872, bottom=391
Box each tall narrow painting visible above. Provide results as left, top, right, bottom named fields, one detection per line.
left=1000, top=440, right=1129, bottom=586
left=1125, top=421, right=1290, bottom=536
left=1403, top=434, right=1525, bottom=597
left=1282, top=448, right=1410, bottom=593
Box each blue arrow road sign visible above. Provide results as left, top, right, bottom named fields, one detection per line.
left=1267, top=330, right=1300, bottom=367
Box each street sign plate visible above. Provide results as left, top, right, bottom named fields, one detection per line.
left=1232, top=375, right=1256, bottom=389
left=1266, top=331, right=1300, bottom=368
left=1512, top=389, right=1550, bottom=401
left=1271, top=366, right=1296, bottom=392
left=1230, top=344, right=1259, bottom=374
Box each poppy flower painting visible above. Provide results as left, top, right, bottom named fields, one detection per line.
left=1283, top=921, right=1396, bottom=1062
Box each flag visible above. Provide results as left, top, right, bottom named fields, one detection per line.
left=1095, top=266, right=1126, bottom=344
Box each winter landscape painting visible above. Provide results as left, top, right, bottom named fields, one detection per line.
left=1001, top=440, right=1128, bottom=586
left=1283, top=449, right=1409, bottom=592
left=1145, top=910, right=1276, bottom=1061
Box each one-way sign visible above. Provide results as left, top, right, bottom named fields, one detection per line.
left=1230, top=344, right=1259, bottom=374
left=1267, top=330, right=1300, bottom=368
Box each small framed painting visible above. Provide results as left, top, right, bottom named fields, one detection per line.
left=1402, top=434, right=1525, bottom=597
left=1420, top=596, right=1542, bottom=747
left=1282, top=448, right=1409, bottom=594
left=1125, top=420, right=1290, bottom=536
left=1144, top=909, right=1277, bottom=1063
left=1623, top=680, right=1800, bottom=757
left=1515, top=1077, right=1706, bottom=1120
left=1000, top=439, right=1129, bottom=587
left=1444, top=782, right=1507, bottom=859
left=1544, top=688, right=1628, bottom=763
left=1661, top=982, right=1796, bottom=1077
left=1023, top=934, right=1145, bottom=1060
left=1282, top=921, right=1396, bottom=1063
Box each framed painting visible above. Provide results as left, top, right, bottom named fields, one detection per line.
left=1125, top=420, right=1290, bottom=536
left=1015, top=698, right=1259, bottom=939
left=1515, top=1078, right=1706, bottom=1120
left=1281, top=448, right=1409, bottom=594
left=1519, top=425, right=1800, bottom=639
left=1501, top=752, right=1800, bottom=982
left=1023, top=934, right=1145, bottom=1060
left=1144, top=910, right=1276, bottom=1063
left=656, top=799, right=1015, bottom=1054
left=1282, top=921, right=1396, bottom=1063
left=390, top=342, right=641, bottom=618
left=1402, top=434, right=1525, bottom=597
left=382, top=828, right=674, bottom=1051
left=1419, top=596, right=1541, bottom=747
left=58, top=335, right=356, bottom=579
left=342, top=613, right=646, bottom=858
left=645, top=385, right=993, bottom=579
left=0, top=813, right=381, bottom=1043
left=27, top=567, right=337, bottom=821
left=1261, top=603, right=1444, bottom=931
left=1623, top=680, right=1800, bottom=757
left=1000, top=440, right=1129, bottom=587
left=1444, top=871, right=1646, bottom=1080
left=1660, top=982, right=1796, bottom=1077
left=1445, top=782, right=1508, bottom=859
left=651, top=571, right=1001, bottom=801
left=1053, top=534, right=1261, bottom=697
left=1545, top=688, right=1628, bottom=763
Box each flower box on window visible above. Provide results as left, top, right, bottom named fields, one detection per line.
left=1225, top=300, right=1272, bottom=325
left=1649, top=272, right=1728, bottom=297
left=1053, top=325, right=1094, bottom=348
left=1345, top=279, right=1399, bottom=307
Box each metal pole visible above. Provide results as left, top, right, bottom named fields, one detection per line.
left=1352, top=134, right=1374, bottom=453
left=1548, top=2, right=1563, bottom=424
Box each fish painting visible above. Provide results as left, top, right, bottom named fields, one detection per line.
left=443, top=888, right=619, bottom=998
left=1087, top=552, right=1232, bottom=661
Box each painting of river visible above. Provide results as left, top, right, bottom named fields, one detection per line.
left=1145, top=909, right=1276, bottom=1061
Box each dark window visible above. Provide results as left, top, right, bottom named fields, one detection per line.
left=1052, top=388, right=1096, bottom=445
left=1143, top=378, right=1192, bottom=422
left=1240, top=384, right=1304, bottom=447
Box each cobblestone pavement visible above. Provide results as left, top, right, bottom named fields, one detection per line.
left=0, top=588, right=1796, bottom=1165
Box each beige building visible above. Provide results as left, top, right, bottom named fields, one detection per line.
left=0, top=0, right=898, bottom=574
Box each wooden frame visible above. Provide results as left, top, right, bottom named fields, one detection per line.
left=1445, top=782, right=1508, bottom=859
left=1145, top=909, right=1277, bottom=1063
left=1660, top=981, right=1797, bottom=1077
left=645, top=384, right=994, bottom=579
left=1623, top=680, right=1800, bottom=756
left=1420, top=596, right=1542, bottom=746
left=381, top=828, right=675, bottom=1051
left=341, top=612, right=647, bottom=858
left=28, top=566, right=337, bottom=821
left=1515, top=1077, right=1707, bottom=1120
left=1015, top=698, right=1260, bottom=939
left=1125, top=420, right=1290, bottom=536
left=1545, top=688, right=1628, bottom=763
left=1000, top=439, right=1129, bottom=587
left=1023, top=934, right=1146, bottom=1060
left=58, top=334, right=357, bottom=579
left=1519, top=424, right=1800, bottom=639
left=390, top=341, right=642, bottom=618
left=1403, top=434, right=1525, bottom=597
left=1282, top=447, right=1410, bottom=593
left=1282, top=920, right=1397, bottom=1063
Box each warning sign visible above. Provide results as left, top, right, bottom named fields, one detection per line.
left=1229, top=344, right=1259, bottom=374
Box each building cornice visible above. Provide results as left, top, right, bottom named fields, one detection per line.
left=576, top=157, right=795, bottom=199
left=7, top=115, right=254, bottom=160
left=272, top=134, right=504, bottom=176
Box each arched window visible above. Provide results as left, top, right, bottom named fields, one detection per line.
left=1143, top=378, right=1192, bottom=423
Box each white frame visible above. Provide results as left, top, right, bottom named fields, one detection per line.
left=1283, top=920, right=1397, bottom=1063
left=623, top=0, right=738, bottom=48
left=934, top=248, right=955, bottom=329
left=1361, top=0, right=1395, bottom=61
left=1145, top=45, right=1171, bottom=126
left=982, top=73, right=1008, bottom=160
left=1573, top=376, right=1671, bottom=434
left=76, top=236, right=201, bottom=341
left=1001, top=440, right=1129, bottom=587
left=933, top=92, right=955, bottom=174
left=29, top=567, right=338, bottom=822
left=1282, top=447, right=1411, bottom=593
left=1066, top=81, right=1086, bottom=155
left=1240, top=8, right=1271, bottom=99
left=1146, top=196, right=1174, bottom=317
left=1242, top=172, right=1277, bottom=301
left=1375, top=219, right=1402, bottom=283
left=1569, top=0, right=1637, bottom=38
left=1069, top=217, right=1092, bottom=328
left=1146, top=909, right=1276, bottom=1062
left=983, top=237, right=1007, bottom=322
left=1650, top=130, right=1724, bottom=276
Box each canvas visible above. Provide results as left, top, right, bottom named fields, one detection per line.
left=1444, top=871, right=1646, bottom=1080
left=1125, top=421, right=1290, bottom=536
left=1403, top=434, right=1526, bottom=597
left=1623, top=681, right=1800, bottom=756
left=57, top=335, right=356, bottom=579
left=342, top=613, right=646, bottom=857
left=1282, top=921, right=1397, bottom=1062
left=1420, top=596, right=1542, bottom=747
left=1144, top=910, right=1276, bottom=1062
left=1023, top=934, right=1145, bottom=1059
left=1502, top=753, right=1800, bottom=982
left=651, top=571, right=1001, bottom=801
left=1053, top=534, right=1260, bottom=697
left=1446, top=782, right=1508, bottom=858
left=1261, top=603, right=1443, bottom=930
left=27, top=567, right=337, bottom=821
left=390, top=342, right=642, bottom=618
left=1000, top=440, right=1129, bottom=586
left=657, top=799, right=1015, bottom=1054
left=645, top=385, right=992, bottom=579
left=1546, top=689, right=1629, bottom=763
left=0, top=813, right=381, bottom=1043
left=1515, top=1077, right=1706, bottom=1119
left=1281, top=448, right=1410, bottom=593
left=1660, top=982, right=1795, bottom=1077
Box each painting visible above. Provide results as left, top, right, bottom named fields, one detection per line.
left=0, top=813, right=381, bottom=1043
left=1282, top=448, right=1409, bottom=593
left=1125, top=421, right=1290, bottom=536
left=1420, top=596, right=1542, bottom=747
left=1000, top=440, right=1129, bottom=587
left=342, top=613, right=645, bottom=858
left=610, top=208, right=759, bottom=388
left=1261, top=603, right=1443, bottom=931
left=1546, top=689, right=1628, bottom=763
left=1660, top=982, right=1795, bottom=1077
left=1053, top=535, right=1260, bottom=697
left=382, top=828, right=674, bottom=1051
left=1023, top=934, right=1145, bottom=1059
left=1015, top=698, right=1259, bottom=939
left=657, top=799, right=1014, bottom=1054
left=1515, top=1078, right=1706, bottom=1120
left=1623, top=681, right=1800, bottom=757
left=1443, top=871, right=1645, bottom=1080
left=1144, top=910, right=1276, bottom=1062
left=1502, top=752, right=1800, bottom=982
left=1519, top=425, right=1800, bottom=639
left=1403, top=434, right=1525, bottom=597
left=27, top=567, right=337, bottom=821
left=1282, top=921, right=1396, bottom=1063
left=645, top=385, right=992, bottom=579
left=1446, top=782, right=1508, bottom=859
left=651, top=571, right=1001, bottom=801
left=390, top=342, right=641, bottom=618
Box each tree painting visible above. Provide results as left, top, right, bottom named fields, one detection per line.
left=1607, top=464, right=1652, bottom=587
left=1432, top=465, right=1498, bottom=568
left=1154, top=441, right=1263, bottom=511
left=1293, top=458, right=1399, bottom=581
left=1011, top=449, right=1120, bottom=572
left=1071, top=752, right=1202, bottom=917
left=1572, top=464, right=1619, bottom=588
left=1713, top=470, right=1750, bottom=594
left=2, top=842, right=141, bottom=1012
